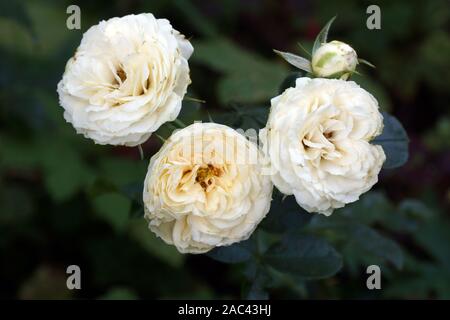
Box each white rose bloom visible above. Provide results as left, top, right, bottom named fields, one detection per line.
left=143, top=123, right=273, bottom=253
left=311, top=40, right=358, bottom=80
left=260, top=77, right=385, bottom=216
left=57, top=14, right=193, bottom=146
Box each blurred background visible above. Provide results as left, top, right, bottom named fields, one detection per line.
left=0, top=0, right=449, bottom=299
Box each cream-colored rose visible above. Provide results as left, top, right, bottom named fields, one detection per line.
left=311, top=40, right=358, bottom=80
left=143, top=123, right=273, bottom=253
left=57, top=14, right=193, bottom=146
left=260, top=78, right=385, bottom=215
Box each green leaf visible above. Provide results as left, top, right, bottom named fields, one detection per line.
left=348, top=224, right=404, bottom=269
left=373, top=112, right=409, bottom=169
left=415, top=220, right=450, bottom=268
left=385, top=264, right=450, bottom=299
left=208, top=238, right=255, bottom=264
left=339, top=191, right=392, bottom=224
left=308, top=216, right=404, bottom=269
left=399, top=199, right=433, bottom=221
left=265, top=234, right=343, bottom=279
left=350, top=193, right=420, bottom=233
left=193, top=38, right=261, bottom=73
left=218, top=71, right=283, bottom=104
left=0, top=136, right=94, bottom=202
left=273, top=50, right=312, bottom=73
left=264, top=267, right=308, bottom=298
left=261, top=195, right=312, bottom=233
left=225, top=104, right=270, bottom=130
left=312, top=16, right=336, bottom=54
left=92, top=193, right=131, bottom=233
left=239, top=105, right=270, bottom=130
left=39, top=142, right=95, bottom=202
left=192, top=38, right=288, bottom=103
left=245, top=269, right=269, bottom=300
left=129, top=220, right=184, bottom=268
left=178, top=99, right=203, bottom=125
left=384, top=253, right=450, bottom=299
left=99, top=158, right=147, bottom=188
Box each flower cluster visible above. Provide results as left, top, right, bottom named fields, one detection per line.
left=58, top=14, right=388, bottom=253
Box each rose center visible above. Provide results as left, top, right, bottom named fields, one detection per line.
left=117, top=68, right=127, bottom=82
left=195, top=164, right=222, bottom=190
left=324, top=131, right=333, bottom=139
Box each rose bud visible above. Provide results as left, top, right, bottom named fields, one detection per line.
left=311, top=40, right=358, bottom=80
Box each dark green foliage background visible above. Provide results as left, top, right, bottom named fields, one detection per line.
left=0, top=0, right=449, bottom=299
